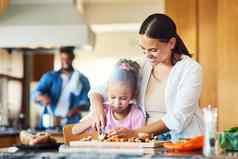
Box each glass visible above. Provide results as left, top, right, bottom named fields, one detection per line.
left=0, top=104, right=2, bottom=126
left=203, top=105, right=218, bottom=157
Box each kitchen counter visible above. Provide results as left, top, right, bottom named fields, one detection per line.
left=0, top=127, right=19, bottom=136
left=0, top=149, right=205, bottom=159
left=0, top=128, right=64, bottom=148
left=0, top=128, right=20, bottom=148
left=1, top=146, right=238, bottom=158
left=1, top=149, right=238, bottom=159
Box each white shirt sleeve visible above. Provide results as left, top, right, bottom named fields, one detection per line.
left=161, top=64, right=203, bottom=134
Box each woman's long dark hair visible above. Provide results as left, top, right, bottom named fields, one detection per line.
left=139, top=14, right=191, bottom=65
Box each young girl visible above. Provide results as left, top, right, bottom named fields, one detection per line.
left=72, top=59, right=145, bottom=135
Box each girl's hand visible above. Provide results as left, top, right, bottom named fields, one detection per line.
left=92, top=111, right=106, bottom=133
left=108, top=127, right=137, bottom=138
left=90, top=93, right=106, bottom=134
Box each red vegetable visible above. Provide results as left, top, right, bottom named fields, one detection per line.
left=163, top=136, right=204, bottom=151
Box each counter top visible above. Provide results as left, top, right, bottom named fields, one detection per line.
left=1, top=147, right=238, bottom=158
left=0, top=151, right=204, bottom=159
left=0, top=127, right=19, bottom=136
left=0, top=128, right=63, bottom=137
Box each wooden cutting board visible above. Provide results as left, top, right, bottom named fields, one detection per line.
left=69, top=140, right=163, bottom=148
left=63, top=124, right=166, bottom=149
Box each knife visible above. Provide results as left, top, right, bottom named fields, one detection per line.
left=98, top=127, right=107, bottom=141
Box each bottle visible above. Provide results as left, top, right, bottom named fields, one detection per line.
left=42, top=107, right=53, bottom=129
left=18, top=113, right=25, bottom=130
left=203, top=105, right=218, bottom=157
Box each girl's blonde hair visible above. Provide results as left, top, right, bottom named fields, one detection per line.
left=109, top=59, right=140, bottom=94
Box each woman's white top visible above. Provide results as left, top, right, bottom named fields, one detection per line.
left=144, top=74, right=167, bottom=124
left=89, top=55, right=204, bottom=141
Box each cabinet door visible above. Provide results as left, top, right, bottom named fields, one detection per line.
left=32, top=53, right=54, bottom=81
left=0, top=49, right=23, bottom=78
left=0, top=49, right=10, bottom=75
left=0, top=0, right=10, bottom=15
left=7, top=80, right=22, bottom=127
left=9, top=50, right=24, bottom=78
left=0, top=77, right=8, bottom=126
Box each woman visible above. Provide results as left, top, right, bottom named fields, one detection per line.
left=90, top=13, right=204, bottom=141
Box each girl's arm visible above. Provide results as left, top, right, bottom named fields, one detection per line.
left=87, top=80, right=108, bottom=132
left=90, top=92, right=107, bottom=132
left=72, top=111, right=94, bottom=135
left=72, top=93, right=108, bottom=135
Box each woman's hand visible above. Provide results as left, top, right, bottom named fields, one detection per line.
left=108, top=127, right=137, bottom=138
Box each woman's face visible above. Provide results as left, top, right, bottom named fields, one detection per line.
left=107, top=81, right=133, bottom=114
left=139, top=35, right=176, bottom=66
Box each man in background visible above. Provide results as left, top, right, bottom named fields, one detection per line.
left=32, top=46, right=90, bottom=129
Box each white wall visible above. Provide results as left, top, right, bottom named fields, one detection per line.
left=84, top=1, right=165, bottom=25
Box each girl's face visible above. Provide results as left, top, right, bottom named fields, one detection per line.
left=107, top=81, right=134, bottom=113
left=139, top=35, right=176, bottom=66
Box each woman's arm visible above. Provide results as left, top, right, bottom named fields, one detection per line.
left=161, top=64, right=203, bottom=134
left=108, top=120, right=169, bottom=138
left=135, top=120, right=169, bottom=136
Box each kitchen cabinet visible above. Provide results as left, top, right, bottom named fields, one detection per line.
left=9, top=50, right=24, bottom=78
left=0, top=49, right=24, bottom=78
left=166, top=0, right=238, bottom=130
left=217, top=0, right=238, bottom=130
left=0, top=134, right=19, bottom=148
left=166, top=0, right=218, bottom=108
left=166, top=0, right=197, bottom=59
left=0, top=78, right=23, bottom=127
left=0, top=49, right=9, bottom=75
left=32, top=53, right=54, bottom=81
left=0, top=49, right=24, bottom=127
left=7, top=80, right=23, bottom=126
left=0, top=0, right=9, bottom=15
